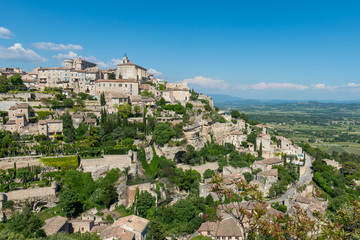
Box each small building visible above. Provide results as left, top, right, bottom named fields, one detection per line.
left=252, top=169, right=278, bottom=196
left=110, top=92, right=130, bottom=106
left=38, top=119, right=63, bottom=140
left=322, top=158, right=342, bottom=170
left=100, top=215, right=149, bottom=240
left=162, top=88, right=190, bottom=104
left=197, top=217, right=243, bottom=240
left=6, top=103, right=30, bottom=133
left=42, top=216, right=70, bottom=236
left=72, top=113, right=84, bottom=128
left=252, top=158, right=283, bottom=171
left=84, top=117, right=97, bottom=127
left=69, top=219, right=94, bottom=234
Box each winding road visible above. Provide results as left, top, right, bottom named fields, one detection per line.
left=269, top=153, right=313, bottom=203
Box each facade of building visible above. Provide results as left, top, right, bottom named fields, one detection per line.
left=39, top=119, right=63, bottom=139
left=5, top=103, right=30, bottom=132
left=115, top=55, right=147, bottom=81
left=96, top=79, right=139, bottom=96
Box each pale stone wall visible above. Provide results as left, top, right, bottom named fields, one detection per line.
left=177, top=162, right=219, bottom=176
left=5, top=187, right=55, bottom=202
left=81, top=154, right=137, bottom=180
left=0, top=155, right=40, bottom=170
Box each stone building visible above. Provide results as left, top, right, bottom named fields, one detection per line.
left=115, top=55, right=147, bottom=81
left=5, top=103, right=30, bottom=132
left=39, top=119, right=63, bottom=139
left=42, top=216, right=70, bottom=236
left=100, top=215, right=149, bottom=240
left=64, top=57, right=98, bottom=71
left=96, top=79, right=139, bottom=96
left=252, top=169, right=278, bottom=196
left=197, top=218, right=243, bottom=240
left=251, top=158, right=283, bottom=172
left=162, top=88, right=190, bottom=104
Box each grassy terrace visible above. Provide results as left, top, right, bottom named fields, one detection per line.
left=40, top=155, right=79, bottom=170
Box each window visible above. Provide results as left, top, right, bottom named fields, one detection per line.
left=58, top=127, right=61, bottom=131
left=110, top=84, right=112, bottom=87
left=125, top=84, right=127, bottom=87
left=118, top=84, right=121, bottom=87
left=103, top=84, right=105, bottom=87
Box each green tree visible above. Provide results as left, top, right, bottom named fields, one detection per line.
left=100, top=92, right=106, bottom=106
left=63, top=98, right=74, bottom=108
left=136, top=191, right=155, bottom=218
left=61, top=112, right=75, bottom=142
left=75, top=122, right=88, bottom=140
left=84, top=126, right=100, bottom=147
left=108, top=73, right=116, bottom=79
left=231, top=109, right=241, bottom=119
left=153, top=122, right=175, bottom=145
left=203, top=169, right=215, bottom=179
left=59, top=187, right=82, bottom=217
left=117, top=103, right=132, bottom=119
left=147, top=219, right=166, bottom=240
left=5, top=204, right=45, bottom=238
left=8, top=74, right=23, bottom=86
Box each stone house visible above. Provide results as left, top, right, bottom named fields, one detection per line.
left=38, top=119, right=63, bottom=139
left=162, top=88, right=190, bottom=104
left=42, top=216, right=70, bottom=236
left=96, top=79, right=139, bottom=97
left=100, top=215, right=149, bottom=240
left=110, top=92, right=130, bottom=106
left=69, top=219, right=95, bottom=233
left=228, top=131, right=247, bottom=149
left=84, top=117, right=97, bottom=127
left=322, top=158, right=342, bottom=170
left=255, top=124, right=267, bottom=134
left=72, top=113, right=84, bottom=128
left=197, top=217, right=243, bottom=240
left=252, top=169, right=278, bottom=196
left=251, top=158, right=283, bottom=171
left=6, top=103, right=30, bottom=133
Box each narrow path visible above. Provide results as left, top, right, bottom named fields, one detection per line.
left=269, top=153, right=313, bottom=203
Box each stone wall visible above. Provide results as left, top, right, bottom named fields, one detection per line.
left=177, top=162, right=219, bottom=176
left=5, top=187, right=56, bottom=202
left=0, top=155, right=40, bottom=170
left=81, top=154, right=137, bottom=180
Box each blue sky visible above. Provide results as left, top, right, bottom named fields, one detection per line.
left=1, top=0, right=360, bottom=100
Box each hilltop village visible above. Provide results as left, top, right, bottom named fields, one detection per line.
left=0, top=56, right=351, bottom=240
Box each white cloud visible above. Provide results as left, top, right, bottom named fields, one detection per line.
left=0, top=43, right=47, bottom=62
left=148, top=68, right=163, bottom=76
left=184, top=76, right=229, bottom=89
left=246, top=82, right=309, bottom=90
left=311, top=83, right=336, bottom=90
left=52, top=51, right=79, bottom=60
left=346, top=83, right=360, bottom=88
left=0, top=27, right=14, bottom=39
left=33, top=42, right=83, bottom=51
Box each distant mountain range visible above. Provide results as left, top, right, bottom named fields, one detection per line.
left=208, top=94, right=360, bottom=105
